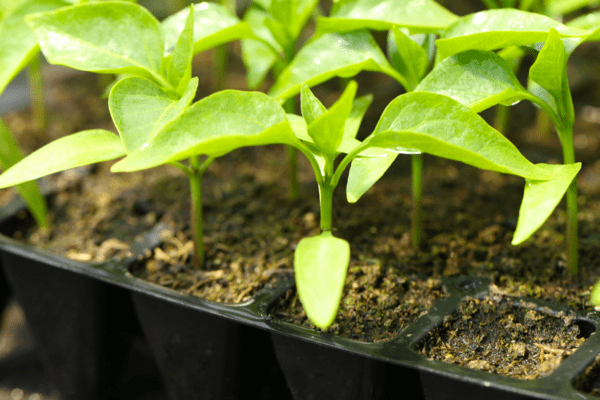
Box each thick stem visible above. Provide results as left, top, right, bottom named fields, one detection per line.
left=319, top=182, right=334, bottom=232
left=411, top=154, right=423, bottom=249
left=559, top=126, right=578, bottom=278
left=28, top=54, right=46, bottom=130
left=188, top=169, right=204, bottom=269
left=186, top=156, right=214, bottom=270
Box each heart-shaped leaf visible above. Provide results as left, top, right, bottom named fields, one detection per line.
left=294, top=232, right=350, bottom=329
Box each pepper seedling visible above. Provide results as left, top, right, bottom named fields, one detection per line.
left=18, top=0, right=290, bottom=267
left=415, top=9, right=600, bottom=277
left=280, top=81, right=579, bottom=328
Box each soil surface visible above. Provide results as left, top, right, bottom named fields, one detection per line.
left=417, top=289, right=586, bottom=379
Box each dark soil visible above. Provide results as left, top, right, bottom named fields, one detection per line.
left=417, top=289, right=585, bottom=379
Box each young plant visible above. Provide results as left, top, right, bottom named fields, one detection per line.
left=267, top=0, right=457, bottom=249
left=283, top=81, right=578, bottom=329
left=415, top=9, right=598, bottom=277
left=18, top=0, right=287, bottom=266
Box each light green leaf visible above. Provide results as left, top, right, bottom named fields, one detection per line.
left=0, top=118, right=47, bottom=227
left=306, top=81, right=357, bottom=158
left=529, top=29, right=565, bottom=104
left=166, top=5, right=193, bottom=91
left=567, top=11, right=600, bottom=30
left=109, top=77, right=198, bottom=154
left=346, top=151, right=398, bottom=203
left=549, top=0, right=598, bottom=17
left=416, top=50, right=532, bottom=113
left=437, top=9, right=590, bottom=61
left=512, top=163, right=581, bottom=245
left=112, top=90, right=299, bottom=172
left=343, top=93, right=372, bottom=141
left=294, top=231, right=350, bottom=329
left=273, top=0, right=318, bottom=39
left=388, top=27, right=429, bottom=91
left=269, top=30, right=406, bottom=100
left=0, top=0, right=69, bottom=95
left=26, top=2, right=164, bottom=83
left=0, top=130, right=126, bottom=189
left=162, top=2, right=255, bottom=56
left=317, top=0, right=458, bottom=35
left=300, top=84, right=326, bottom=125
left=242, top=5, right=280, bottom=89
left=366, top=92, right=552, bottom=180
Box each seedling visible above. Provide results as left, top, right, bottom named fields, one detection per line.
left=282, top=81, right=578, bottom=328
left=416, top=8, right=599, bottom=277
left=14, top=1, right=290, bottom=266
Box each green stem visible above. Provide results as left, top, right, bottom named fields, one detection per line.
left=411, top=154, right=423, bottom=249
left=185, top=156, right=214, bottom=270
left=319, top=182, right=334, bottom=231
left=28, top=54, right=46, bottom=130
left=559, top=125, right=578, bottom=277
left=494, top=105, right=510, bottom=135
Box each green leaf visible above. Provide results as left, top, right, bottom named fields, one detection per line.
left=343, top=93, right=372, bottom=141
left=306, top=81, right=357, bottom=158
left=242, top=5, right=280, bottom=89
left=529, top=29, right=565, bottom=103
left=548, top=0, right=598, bottom=16
left=388, top=27, right=429, bottom=91
left=112, top=90, right=299, bottom=172
left=415, top=50, right=532, bottom=113
left=0, top=130, right=126, bottom=189
left=274, top=0, right=318, bottom=39
left=317, top=0, right=458, bottom=35
left=528, top=28, right=576, bottom=126
left=300, top=84, right=327, bottom=125
left=512, top=163, right=581, bottom=244
left=0, top=0, right=69, bottom=95
left=366, top=92, right=553, bottom=180
left=269, top=30, right=406, bottom=100
left=109, top=77, right=198, bottom=154
left=166, top=5, right=193, bottom=91
left=162, top=2, right=255, bottom=56
left=437, top=9, right=590, bottom=61
left=0, top=118, right=47, bottom=227
left=346, top=151, right=398, bottom=203
left=294, top=231, right=350, bottom=329
left=567, top=11, right=600, bottom=30
left=27, top=2, right=165, bottom=83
